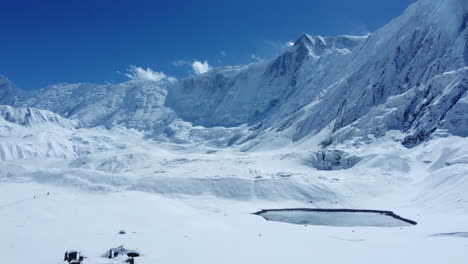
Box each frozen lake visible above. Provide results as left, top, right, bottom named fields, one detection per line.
left=255, top=209, right=417, bottom=227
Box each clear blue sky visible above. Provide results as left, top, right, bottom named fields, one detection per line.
left=0, top=0, right=416, bottom=90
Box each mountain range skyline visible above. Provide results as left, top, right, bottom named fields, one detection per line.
left=1, top=0, right=416, bottom=91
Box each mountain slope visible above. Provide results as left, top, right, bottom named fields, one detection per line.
left=0, top=0, right=466, bottom=150
left=0, top=106, right=77, bottom=160
left=14, top=80, right=176, bottom=131
left=165, top=0, right=464, bottom=145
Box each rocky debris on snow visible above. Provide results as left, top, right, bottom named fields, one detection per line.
left=103, top=246, right=140, bottom=263
left=304, top=150, right=362, bottom=170
left=64, top=250, right=84, bottom=264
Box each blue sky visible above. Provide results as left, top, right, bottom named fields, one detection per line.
left=0, top=0, right=416, bottom=90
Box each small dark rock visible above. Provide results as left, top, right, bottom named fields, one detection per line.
left=64, top=250, right=84, bottom=263
left=127, top=251, right=140, bottom=258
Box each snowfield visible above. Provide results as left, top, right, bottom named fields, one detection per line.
left=1, top=182, right=468, bottom=264
left=1, top=121, right=468, bottom=263
left=1, top=0, right=467, bottom=263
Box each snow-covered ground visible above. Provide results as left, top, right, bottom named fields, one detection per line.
left=1, top=125, right=468, bottom=263
left=1, top=181, right=468, bottom=264
left=1, top=103, right=468, bottom=264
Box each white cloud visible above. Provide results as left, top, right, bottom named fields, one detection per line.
left=192, top=60, right=211, bottom=75
left=251, top=54, right=262, bottom=62
left=286, top=41, right=294, bottom=47
left=171, top=59, right=212, bottom=75
left=125, top=65, right=175, bottom=82
left=219, top=51, right=227, bottom=57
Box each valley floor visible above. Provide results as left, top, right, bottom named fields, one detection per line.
left=1, top=122, right=468, bottom=263
left=1, top=182, right=467, bottom=264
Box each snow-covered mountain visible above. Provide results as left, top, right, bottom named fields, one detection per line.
left=0, top=105, right=77, bottom=129
left=0, top=105, right=78, bottom=161
left=167, top=0, right=468, bottom=148
left=0, top=0, right=465, bottom=192
left=5, top=0, right=466, bottom=151
left=1, top=1, right=468, bottom=263
left=0, top=0, right=465, bottom=208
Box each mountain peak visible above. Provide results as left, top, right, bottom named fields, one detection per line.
left=293, top=34, right=330, bottom=51
left=292, top=33, right=366, bottom=58
left=293, top=33, right=315, bottom=47
left=0, top=75, right=20, bottom=105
